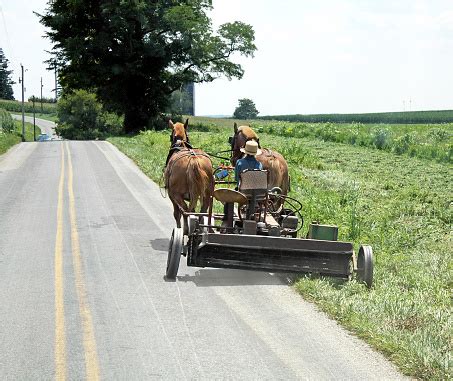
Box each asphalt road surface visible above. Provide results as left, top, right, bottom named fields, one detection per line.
left=0, top=136, right=407, bottom=379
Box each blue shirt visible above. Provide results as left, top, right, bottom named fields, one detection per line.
left=235, top=155, right=263, bottom=182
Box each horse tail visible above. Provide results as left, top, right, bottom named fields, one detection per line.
left=187, top=156, right=211, bottom=211
left=267, top=152, right=280, bottom=189
left=280, top=160, right=290, bottom=195
left=265, top=150, right=289, bottom=196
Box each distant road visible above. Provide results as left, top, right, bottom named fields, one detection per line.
left=11, top=114, right=56, bottom=137
left=0, top=140, right=407, bottom=380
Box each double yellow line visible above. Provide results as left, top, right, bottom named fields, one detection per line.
left=54, top=142, right=100, bottom=381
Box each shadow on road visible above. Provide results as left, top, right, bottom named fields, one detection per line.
left=150, top=238, right=170, bottom=252
left=176, top=268, right=294, bottom=287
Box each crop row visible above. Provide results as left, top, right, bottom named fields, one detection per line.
left=0, top=99, right=57, bottom=115
left=259, top=109, right=453, bottom=124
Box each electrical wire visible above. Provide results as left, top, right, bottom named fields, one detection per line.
left=0, top=2, right=14, bottom=59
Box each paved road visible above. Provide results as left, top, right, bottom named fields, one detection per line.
left=11, top=114, right=56, bottom=137
left=0, top=138, right=406, bottom=380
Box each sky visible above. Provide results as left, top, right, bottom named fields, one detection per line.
left=1, top=0, right=452, bottom=116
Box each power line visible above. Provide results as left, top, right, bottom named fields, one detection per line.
left=0, top=2, right=14, bottom=58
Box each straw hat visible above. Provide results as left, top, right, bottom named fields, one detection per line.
left=240, top=140, right=262, bottom=156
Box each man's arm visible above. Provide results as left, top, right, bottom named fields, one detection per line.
left=235, top=161, right=242, bottom=182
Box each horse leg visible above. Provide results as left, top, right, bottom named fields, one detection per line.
left=171, top=199, right=182, bottom=228
left=172, top=195, right=188, bottom=228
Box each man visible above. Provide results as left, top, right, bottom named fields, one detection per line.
left=222, top=140, right=263, bottom=228
left=235, top=140, right=263, bottom=183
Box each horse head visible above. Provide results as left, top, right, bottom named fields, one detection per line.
left=229, top=122, right=260, bottom=165
left=169, top=118, right=190, bottom=147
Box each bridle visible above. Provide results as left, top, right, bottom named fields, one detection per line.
left=170, top=129, right=191, bottom=148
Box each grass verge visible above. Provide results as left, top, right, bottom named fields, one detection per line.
left=108, top=123, right=452, bottom=380
left=0, top=120, right=42, bottom=155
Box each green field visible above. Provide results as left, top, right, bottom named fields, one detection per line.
left=189, top=117, right=452, bottom=164
left=0, top=99, right=57, bottom=115
left=109, top=117, right=452, bottom=380
left=259, top=109, right=453, bottom=124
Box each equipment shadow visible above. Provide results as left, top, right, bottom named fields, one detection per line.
left=150, top=238, right=170, bottom=252
left=176, top=268, right=295, bottom=287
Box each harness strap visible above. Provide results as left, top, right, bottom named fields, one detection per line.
left=164, top=148, right=212, bottom=189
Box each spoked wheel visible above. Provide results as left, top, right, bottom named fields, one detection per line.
left=356, top=245, right=374, bottom=288
left=166, top=228, right=183, bottom=280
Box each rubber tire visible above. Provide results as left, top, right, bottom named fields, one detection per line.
left=166, top=228, right=183, bottom=280
left=357, top=245, right=374, bottom=288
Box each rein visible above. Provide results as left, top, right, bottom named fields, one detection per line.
left=205, top=149, right=232, bottom=161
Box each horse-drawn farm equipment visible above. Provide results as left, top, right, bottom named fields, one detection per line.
left=166, top=168, right=374, bottom=288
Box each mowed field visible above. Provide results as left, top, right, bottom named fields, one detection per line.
left=109, top=117, right=452, bottom=380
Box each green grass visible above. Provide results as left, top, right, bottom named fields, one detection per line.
left=186, top=116, right=452, bottom=164
left=0, top=120, right=42, bottom=155
left=108, top=120, right=452, bottom=380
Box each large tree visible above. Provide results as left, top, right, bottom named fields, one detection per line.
left=233, top=98, right=259, bottom=119
left=0, top=48, right=15, bottom=100
left=39, top=1, right=256, bottom=132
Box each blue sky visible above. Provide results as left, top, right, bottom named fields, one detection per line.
left=1, top=0, right=452, bottom=116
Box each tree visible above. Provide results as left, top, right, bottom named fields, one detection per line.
left=56, top=90, right=122, bottom=140
left=38, top=1, right=256, bottom=133
left=0, top=48, right=15, bottom=100
left=169, top=88, right=193, bottom=116
left=233, top=98, right=259, bottom=119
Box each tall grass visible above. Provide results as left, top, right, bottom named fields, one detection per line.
left=109, top=124, right=452, bottom=380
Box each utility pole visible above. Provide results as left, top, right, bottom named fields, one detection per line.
left=19, top=64, right=25, bottom=142
left=40, top=77, right=43, bottom=112
left=32, top=96, right=36, bottom=141
left=54, top=63, right=58, bottom=101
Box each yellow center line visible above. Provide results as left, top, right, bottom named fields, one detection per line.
left=55, top=142, right=66, bottom=381
left=66, top=142, right=100, bottom=380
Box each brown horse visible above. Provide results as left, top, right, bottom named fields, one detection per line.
left=165, top=119, right=214, bottom=228
left=230, top=123, right=290, bottom=199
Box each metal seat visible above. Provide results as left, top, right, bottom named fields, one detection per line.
left=213, top=188, right=248, bottom=205
left=238, top=170, right=268, bottom=220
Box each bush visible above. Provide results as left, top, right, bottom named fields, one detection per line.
left=393, top=133, right=414, bottom=155
left=56, top=90, right=123, bottom=139
left=0, top=108, right=14, bottom=133
left=373, top=128, right=392, bottom=150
